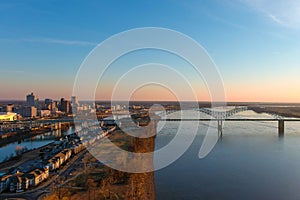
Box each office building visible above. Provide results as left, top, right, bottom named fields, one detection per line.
left=26, top=92, right=39, bottom=108
left=71, top=96, right=79, bottom=106
left=19, top=106, right=37, bottom=118
left=60, top=98, right=71, bottom=114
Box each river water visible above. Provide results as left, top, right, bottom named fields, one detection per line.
left=0, top=126, right=76, bottom=163
left=154, top=110, right=300, bottom=200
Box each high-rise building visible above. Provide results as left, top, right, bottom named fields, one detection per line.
left=19, top=106, right=37, bottom=118
left=44, top=98, right=52, bottom=109
left=60, top=98, right=71, bottom=114
left=45, top=98, right=52, bottom=105
left=50, top=101, right=58, bottom=112
left=71, top=96, right=79, bottom=106
left=26, top=92, right=39, bottom=108
left=4, top=104, right=14, bottom=112
left=71, top=96, right=79, bottom=113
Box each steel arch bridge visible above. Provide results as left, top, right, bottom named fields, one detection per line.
left=164, top=106, right=248, bottom=119
left=198, top=106, right=248, bottom=119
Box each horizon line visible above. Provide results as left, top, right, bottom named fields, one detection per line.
left=0, top=99, right=300, bottom=105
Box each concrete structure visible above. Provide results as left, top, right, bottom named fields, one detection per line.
left=278, top=120, right=284, bottom=137
left=0, top=112, right=17, bottom=121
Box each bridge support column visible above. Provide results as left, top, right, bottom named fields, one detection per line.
left=153, top=120, right=157, bottom=131
left=278, top=120, right=284, bottom=137
left=218, top=120, right=223, bottom=137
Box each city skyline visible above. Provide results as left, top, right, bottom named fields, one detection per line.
left=1, top=0, right=300, bottom=102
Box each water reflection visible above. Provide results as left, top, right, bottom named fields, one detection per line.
left=0, top=126, right=76, bottom=162
left=154, top=110, right=300, bottom=200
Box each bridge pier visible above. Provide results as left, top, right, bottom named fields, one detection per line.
left=218, top=120, right=223, bottom=137
left=278, top=120, right=284, bottom=137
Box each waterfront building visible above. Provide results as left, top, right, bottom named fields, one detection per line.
left=47, top=158, right=60, bottom=171
left=0, top=175, right=11, bottom=193
left=9, top=172, right=29, bottom=192
left=26, top=168, right=49, bottom=187
left=71, top=143, right=85, bottom=154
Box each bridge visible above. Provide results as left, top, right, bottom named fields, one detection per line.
left=160, top=106, right=297, bottom=137
left=198, top=106, right=248, bottom=119
left=198, top=106, right=248, bottom=136
left=165, top=106, right=247, bottom=119
left=163, top=106, right=248, bottom=136
left=160, top=118, right=300, bottom=136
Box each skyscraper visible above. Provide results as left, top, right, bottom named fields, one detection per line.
left=71, top=96, right=79, bottom=106
left=60, top=98, right=71, bottom=114
left=26, top=92, right=39, bottom=108
left=71, top=96, right=79, bottom=113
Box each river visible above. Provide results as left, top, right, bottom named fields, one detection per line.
left=0, top=126, right=76, bottom=163
left=154, top=110, right=300, bottom=200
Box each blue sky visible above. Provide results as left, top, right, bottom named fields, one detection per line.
left=1, top=0, right=300, bottom=102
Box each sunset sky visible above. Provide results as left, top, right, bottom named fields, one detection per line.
left=1, top=0, right=300, bottom=102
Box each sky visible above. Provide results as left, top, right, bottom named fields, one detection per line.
left=0, top=0, right=300, bottom=102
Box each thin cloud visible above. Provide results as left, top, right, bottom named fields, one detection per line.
left=240, top=0, right=300, bottom=28
left=268, top=14, right=284, bottom=26
left=23, top=38, right=98, bottom=46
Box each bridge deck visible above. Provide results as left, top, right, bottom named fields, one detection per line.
left=160, top=118, right=300, bottom=121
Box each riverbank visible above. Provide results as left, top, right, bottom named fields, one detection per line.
left=43, top=123, right=156, bottom=200
left=0, top=141, right=54, bottom=173
left=0, top=122, right=71, bottom=147
left=249, top=106, right=300, bottom=118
